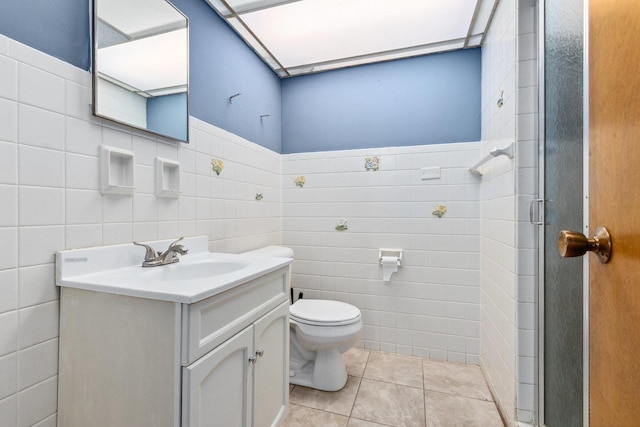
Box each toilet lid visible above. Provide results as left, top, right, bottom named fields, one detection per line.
left=290, top=299, right=361, bottom=326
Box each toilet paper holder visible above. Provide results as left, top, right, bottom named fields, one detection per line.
left=379, top=249, right=403, bottom=266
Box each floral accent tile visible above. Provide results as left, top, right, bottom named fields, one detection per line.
left=335, top=218, right=348, bottom=231
left=211, top=158, right=224, bottom=175
left=255, top=190, right=263, bottom=201
left=295, top=176, right=306, bottom=188
left=365, top=156, right=380, bottom=171
left=432, top=205, right=447, bottom=218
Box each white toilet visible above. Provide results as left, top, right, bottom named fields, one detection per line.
left=242, top=246, right=362, bottom=391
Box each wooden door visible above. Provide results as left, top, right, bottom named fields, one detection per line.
left=589, top=0, right=640, bottom=424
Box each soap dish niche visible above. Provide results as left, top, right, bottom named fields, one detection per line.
left=155, top=157, right=181, bottom=198
left=100, top=145, right=135, bottom=195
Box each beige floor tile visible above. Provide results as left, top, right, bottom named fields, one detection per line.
left=351, top=378, right=426, bottom=427
left=423, top=360, right=492, bottom=401
left=348, top=418, right=393, bottom=426
left=282, top=403, right=349, bottom=427
left=344, top=347, right=370, bottom=377
left=363, top=351, right=424, bottom=388
left=286, top=351, right=501, bottom=427
left=290, top=376, right=361, bottom=416
left=424, top=391, right=504, bottom=427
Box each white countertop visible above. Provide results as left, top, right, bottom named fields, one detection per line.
left=56, top=236, right=292, bottom=303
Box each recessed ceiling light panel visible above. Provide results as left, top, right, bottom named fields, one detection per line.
left=207, top=0, right=497, bottom=76
left=242, top=0, right=476, bottom=68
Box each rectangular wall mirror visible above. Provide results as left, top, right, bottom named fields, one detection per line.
left=93, top=0, right=189, bottom=142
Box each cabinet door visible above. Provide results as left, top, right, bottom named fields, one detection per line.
left=183, top=325, right=254, bottom=427
left=253, top=302, right=290, bottom=427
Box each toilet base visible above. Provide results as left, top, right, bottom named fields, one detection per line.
left=289, top=347, right=348, bottom=391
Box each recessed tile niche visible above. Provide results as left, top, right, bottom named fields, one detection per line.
left=155, top=157, right=181, bottom=198
left=100, top=145, right=135, bottom=195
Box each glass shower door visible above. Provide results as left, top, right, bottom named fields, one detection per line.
left=541, top=0, right=584, bottom=425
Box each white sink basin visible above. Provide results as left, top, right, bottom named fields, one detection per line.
left=142, top=259, right=250, bottom=281
left=56, top=236, right=292, bottom=303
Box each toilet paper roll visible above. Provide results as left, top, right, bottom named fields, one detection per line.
left=381, top=256, right=398, bottom=281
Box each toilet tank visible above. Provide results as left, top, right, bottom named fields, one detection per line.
left=242, top=245, right=294, bottom=259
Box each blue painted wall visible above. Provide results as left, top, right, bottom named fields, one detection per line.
left=0, top=0, right=90, bottom=70
left=281, top=49, right=481, bottom=154
left=147, top=93, right=188, bottom=141
left=170, top=0, right=282, bottom=152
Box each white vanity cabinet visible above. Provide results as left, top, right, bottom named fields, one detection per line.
left=57, top=265, right=290, bottom=427
left=183, top=301, right=289, bottom=427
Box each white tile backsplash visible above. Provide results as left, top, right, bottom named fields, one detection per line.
left=65, top=190, right=102, bottom=225
left=102, top=195, right=133, bottom=223
left=18, top=187, right=65, bottom=227
left=65, top=224, right=103, bottom=249
left=101, top=222, right=133, bottom=245
left=17, top=226, right=64, bottom=267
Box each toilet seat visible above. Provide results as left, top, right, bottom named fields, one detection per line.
left=290, top=299, right=361, bottom=326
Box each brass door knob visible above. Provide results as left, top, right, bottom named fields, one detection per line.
left=558, top=227, right=612, bottom=263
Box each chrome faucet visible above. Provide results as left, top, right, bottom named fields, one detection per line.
left=134, top=237, right=189, bottom=267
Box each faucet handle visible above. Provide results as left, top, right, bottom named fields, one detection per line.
left=167, top=237, right=184, bottom=249
left=133, top=241, right=158, bottom=261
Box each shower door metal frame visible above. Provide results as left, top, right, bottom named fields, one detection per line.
left=536, top=1, right=546, bottom=425
left=581, top=0, right=590, bottom=423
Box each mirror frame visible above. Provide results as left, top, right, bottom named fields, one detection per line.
left=91, top=0, right=189, bottom=143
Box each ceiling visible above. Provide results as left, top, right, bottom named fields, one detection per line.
left=204, top=0, right=499, bottom=78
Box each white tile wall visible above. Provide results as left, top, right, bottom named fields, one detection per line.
left=480, top=0, right=539, bottom=426
left=0, top=35, right=282, bottom=425
left=480, top=0, right=518, bottom=424
left=515, top=0, right=539, bottom=423
left=282, top=142, right=482, bottom=361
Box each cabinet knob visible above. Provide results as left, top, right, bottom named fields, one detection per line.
left=248, top=356, right=257, bottom=364
left=256, top=349, right=264, bottom=357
